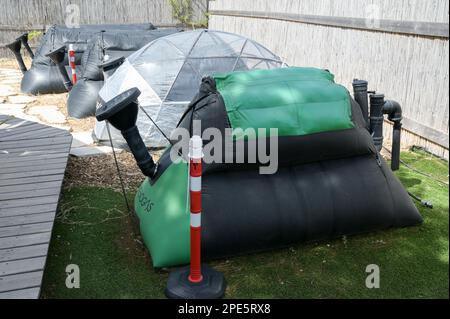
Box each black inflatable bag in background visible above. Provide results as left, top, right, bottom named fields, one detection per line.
left=67, top=28, right=182, bottom=118
left=20, top=23, right=155, bottom=95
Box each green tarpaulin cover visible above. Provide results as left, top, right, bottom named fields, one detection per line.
left=214, top=67, right=354, bottom=139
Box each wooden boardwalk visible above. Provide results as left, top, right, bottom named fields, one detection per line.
left=0, top=114, right=72, bottom=299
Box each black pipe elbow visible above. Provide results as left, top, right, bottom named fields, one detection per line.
left=122, top=125, right=157, bottom=177
left=17, top=33, right=34, bottom=58
left=46, top=46, right=73, bottom=91
left=383, top=100, right=402, bottom=171
left=6, top=38, right=27, bottom=74
left=96, top=88, right=157, bottom=179
left=382, top=100, right=402, bottom=123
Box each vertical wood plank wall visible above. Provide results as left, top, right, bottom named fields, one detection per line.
left=209, top=0, right=449, bottom=159
left=0, top=0, right=207, bottom=55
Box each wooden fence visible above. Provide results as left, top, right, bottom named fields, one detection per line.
left=0, top=0, right=207, bottom=56
left=209, top=0, right=449, bottom=159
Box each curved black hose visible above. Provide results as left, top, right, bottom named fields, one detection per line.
left=6, top=39, right=27, bottom=74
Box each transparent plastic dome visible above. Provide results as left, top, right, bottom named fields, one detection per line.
left=95, top=29, right=284, bottom=146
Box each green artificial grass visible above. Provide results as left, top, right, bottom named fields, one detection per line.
left=41, top=149, right=449, bottom=298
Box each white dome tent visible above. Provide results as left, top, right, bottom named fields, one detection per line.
left=94, top=29, right=284, bottom=146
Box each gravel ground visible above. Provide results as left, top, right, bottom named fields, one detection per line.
left=0, top=57, right=94, bottom=132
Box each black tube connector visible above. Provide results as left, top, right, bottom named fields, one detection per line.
left=122, top=125, right=157, bottom=177
left=369, top=93, right=403, bottom=171
left=352, top=79, right=369, bottom=128
left=6, top=39, right=27, bottom=74
left=95, top=88, right=157, bottom=179
left=383, top=100, right=403, bottom=171
left=369, top=93, right=385, bottom=152
left=45, top=46, right=73, bottom=91
left=17, top=33, right=34, bottom=58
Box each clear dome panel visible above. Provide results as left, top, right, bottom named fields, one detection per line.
left=166, top=57, right=251, bottom=102
left=190, top=31, right=245, bottom=58
left=240, top=40, right=267, bottom=59
left=163, top=61, right=203, bottom=102
left=142, top=101, right=189, bottom=145
left=161, top=30, right=203, bottom=56
left=239, top=58, right=284, bottom=70
left=247, top=40, right=281, bottom=60
left=134, top=58, right=184, bottom=99
left=129, top=39, right=185, bottom=65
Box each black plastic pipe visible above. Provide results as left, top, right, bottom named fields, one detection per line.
left=122, top=125, right=157, bottom=177
left=352, top=79, right=369, bottom=128
left=369, top=93, right=385, bottom=152
left=45, top=46, right=73, bottom=91
left=17, top=33, right=34, bottom=58
left=383, top=100, right=403, bottom=171
left=96, top=87, right=157, bottom=178
left=99, top=56, right=125, bottom=80
left=6, top=39, right=27, bottom=74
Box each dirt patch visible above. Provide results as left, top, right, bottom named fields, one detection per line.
left=63, top=148, right=164, bottom=190
left=63, top=152, right=146, bottom=191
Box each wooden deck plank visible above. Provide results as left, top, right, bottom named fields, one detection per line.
left=0, top=287, right=41, bottom=299
left=0, top=271, right=43, bottom=293
left=0, top=152, right=69, bottom=165
left=0, top=232, right=52, bottom=249
left=0, top=122, right=48, bottom=137
left=0, top=158, right=67, bottom=174
left=0, top=135, right=72, bottom=149
left=0, top=142, right=71, bottom=154
left=0, top=116, right=71, bottom=298
left=0, top=203, right=57, bottom=218
left=0, top=256, right=47, bottom=276
left=0, top=150, right=72, bottom=160
left=0, top=187, right=62, bottom=201
left=0, top=157, right=67, bottom=170
left=0, top=173, right=64, bottom=187
left=0, top=168, right=66, bottom=181
left=0, top=127, right=69, bottom=141
left=0, top=115, right=11, bottom=122
left=0, top=222, right=54, bottom=238
left=0, top=118, right=35, bottom=130
left=0, top=244, right=49, bottom=262
left=0, top=162, right=68, bottom=175
left=0, top=181, right=63, bottom=195
left=0, top=195, right=60, bottom=210
left=0, top=212, right=56, bottom=228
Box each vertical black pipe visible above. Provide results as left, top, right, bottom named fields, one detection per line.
left=17, top=33, right=34, bottom=58
left=382, top=100, right=403, bottom=171
left=391, top=121, right=402, bottom=170
left=6, top=39, right=27, bottom=74
left=369, top=93, right=385, bottom=152
left=352, top=79, right=369, bottom=128
left=46, top=46, right=73, bottom=91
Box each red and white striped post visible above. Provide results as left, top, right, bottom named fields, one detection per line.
left=165, top=135, right=226, bottom=299
left=68, top=44, right=77, bottom=85
left=189, top=135, right=203, bottom=283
